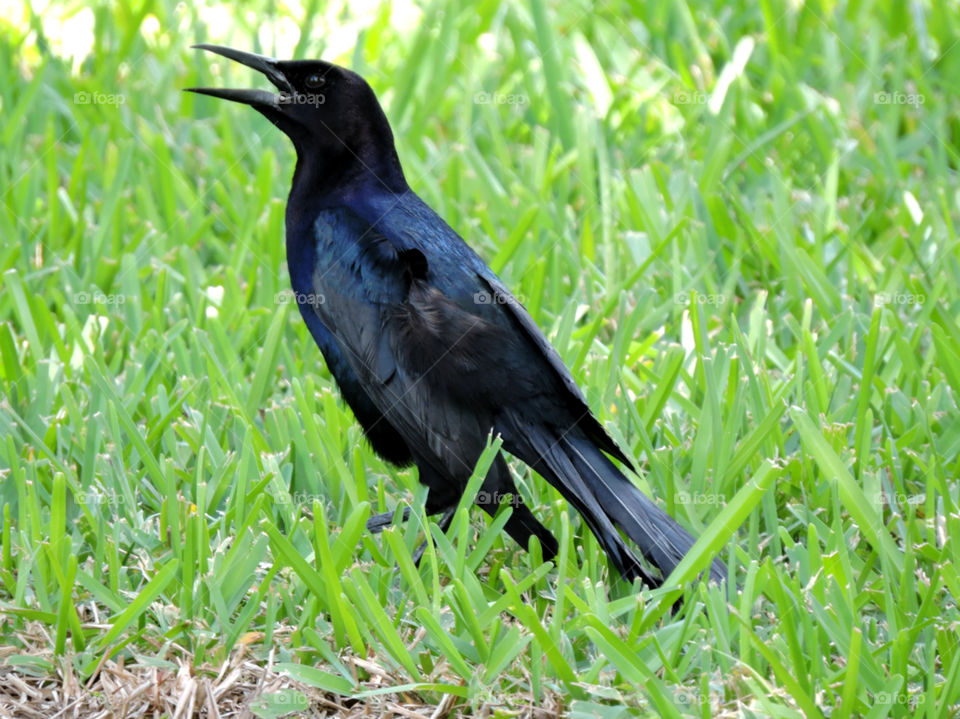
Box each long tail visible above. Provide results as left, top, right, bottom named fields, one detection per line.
left=518, top=430, right=727, bottom=586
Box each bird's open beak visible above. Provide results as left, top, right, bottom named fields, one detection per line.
left=186, top=44, right=293, bottom=109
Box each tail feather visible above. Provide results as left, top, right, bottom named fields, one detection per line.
left=516, top=428, right=726, bottom=586
left=566, top=436, right=727, bottom=583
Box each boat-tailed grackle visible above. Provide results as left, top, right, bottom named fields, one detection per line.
left=188, top=44, right=727, bottom=588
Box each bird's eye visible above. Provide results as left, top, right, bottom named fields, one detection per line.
left=305, top=73, right=326, bottom=89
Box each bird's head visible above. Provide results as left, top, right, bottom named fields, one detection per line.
left=187, top=44, right=406, bottom=196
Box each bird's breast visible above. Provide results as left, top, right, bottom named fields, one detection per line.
left=306, top=207, right=406, bottom=305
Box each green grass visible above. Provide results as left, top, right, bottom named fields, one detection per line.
left=2, top=0, right=959, bottom=715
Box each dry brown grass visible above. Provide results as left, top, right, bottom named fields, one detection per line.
left=0, top=623, right=567, bottom=719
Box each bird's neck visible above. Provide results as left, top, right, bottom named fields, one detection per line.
left=288, top=142, right=406, bottom=205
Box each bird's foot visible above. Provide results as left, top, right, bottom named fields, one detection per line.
left=366, top=506, right=412, bottom=533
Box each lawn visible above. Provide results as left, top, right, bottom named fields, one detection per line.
left=1, top=0, right=959, bottom=716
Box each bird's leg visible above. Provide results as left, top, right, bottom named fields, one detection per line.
left=411, top=505, right=457, bottom=566
left=366, top=504, right=457, bottom=567
left=366, top=506, right=412, bottom=533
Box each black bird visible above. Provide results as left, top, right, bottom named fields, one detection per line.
left=188, top=45, right=727, bottom=588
